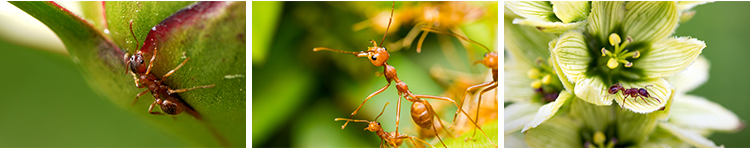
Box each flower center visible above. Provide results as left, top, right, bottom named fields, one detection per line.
left=527, top=58, right=563, bottom=103
left=584, top=131, right=618, bottom=148
left=601, top=33, right=640, bottom=69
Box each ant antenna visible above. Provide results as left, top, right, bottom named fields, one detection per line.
left=374, top=102, right=389, bottom=121
left=421, top=26, right=492, bottom=53
left=379, top=1, right=395, bottom=47
left=313, top=47, right=367, bottom=56
left=129, top=20, right=140, bottom=50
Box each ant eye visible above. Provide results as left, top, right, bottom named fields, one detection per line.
left=371, top=55, right=377, bottom=61
left=377, top=122, right=381, bottom=125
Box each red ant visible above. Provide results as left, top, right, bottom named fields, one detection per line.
left=315, top=2, right=496, bottom=148
left=335, top=102, right=435, bottom=148
left=124, top=20, right=215, bottom=119
left=421, top=26, right=497, bottom=140
left=606, top=83, right=661, bottom=109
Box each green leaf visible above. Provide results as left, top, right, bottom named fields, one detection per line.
left=251, top=1, right=283, bottom=66
left=11, top=1, right=245, bottom=147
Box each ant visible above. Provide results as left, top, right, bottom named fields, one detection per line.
left=606, top=83, right=661, bottom=109
left=123, top=20, right=215, bottom=119
left=314, top=2, right=496, bottom=148
left=421, top=26, right=497, bottom=140
left=335, top=102, right=435, bottom=148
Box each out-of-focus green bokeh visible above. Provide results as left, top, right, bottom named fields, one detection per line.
left=252, top=1, right=498, bottom=148
left=0, top=39, right=185, bottom=147
left=675, top=2, right=750, bottom=148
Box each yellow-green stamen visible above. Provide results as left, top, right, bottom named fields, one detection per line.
left=602, top=33, right=640, bottom=69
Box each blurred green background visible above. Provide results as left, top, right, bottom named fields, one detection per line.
left=252, top=1, right=498, bottom=147
left=0, top=34, right=185, bottom=147
left=675, top=2, right=750, bottom=148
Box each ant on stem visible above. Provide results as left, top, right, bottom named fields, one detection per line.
left=335, top=102, right=435, bottom=148
left=314, top=2, right=496, bottom=147
left=421, top=26, right=497, bottom=140
left=606, top=83, right=661, bottom=110
left=124, top=20, right=215, bottom=119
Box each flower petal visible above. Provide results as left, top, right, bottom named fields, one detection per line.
left=524, top=116, right=583, bottom=148
left=504, top=13, right=557, bottom=65
left=659, top=122, right=722, bottom=148
left=505, top=1, right=556, bottom=22
left=504, top=102, right=542, bottom=134
left=670, top=94, right=743, bottom=132
left=505, top=131, right=529, bottom=148
left=504, top=59, right=535, bottom=103
left=573, top=76, right=612, bottom=106
left=616, top=106, right=662, bottom=144
left=587, top=1, right=625, bottom=43
left=550, top=50, right=576, bottom=92
left=622, top=1, right=679, bottom=45
left=551, top=31, right=590, bottom=84
left=512, top=18, right=586, bottom=34
left=522, top=91, right=574, bottom=132
left=569, top=96, right=613, bottom=132
left=638, top=37, right=705, bottom=78
left=616, top=79, right=673, bottom=113
left=551, top=1, right=590, bottom=24
left=666, top=55, right=709, bottom=93
left=677, top=1, right=713, bottom=12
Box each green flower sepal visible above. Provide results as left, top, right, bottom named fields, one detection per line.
left=505, top=1, right=590, bottom=33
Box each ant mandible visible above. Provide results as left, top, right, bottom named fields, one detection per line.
left=421, top=26, right=497, bottom=140
left=314, top=2, right=496, bottom=148
left=606, top=83, right=661, bottom=109
left=335, top=102, right=435, bottom=148
left=124, top=20, right=215, bottom=119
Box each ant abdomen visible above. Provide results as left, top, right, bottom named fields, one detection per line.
left=159, top=99, right=184, bottom=115
left=410, top=101, right=433, bottom=129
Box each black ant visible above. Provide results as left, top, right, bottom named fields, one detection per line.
left=124, top=20, right=215, bottom=119
left=314, top=1, right=496, bottom=148
left=606, top=83, right=661, bottom=109
left=335, top=102, right=435, bottom=148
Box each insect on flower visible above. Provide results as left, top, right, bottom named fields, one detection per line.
left=605, top=83, right=661, bottom=109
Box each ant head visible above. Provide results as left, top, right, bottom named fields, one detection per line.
left=359, top=40, right=390, bottom=67
left=159, top=99, right=184, bottom=115
left=365, top=121, right=381, bottom=132
left=608, top=83, right=624, bottom=94
left=477, top=52, right=498, bottom=69
left=127, top=51, right=148, bottom=74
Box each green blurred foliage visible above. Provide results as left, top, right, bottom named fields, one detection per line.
left=0, top=38, right=184, bottom=147
left=675, top=2, right=750, bottom=148
left=252, top=1, right=497, bottom=147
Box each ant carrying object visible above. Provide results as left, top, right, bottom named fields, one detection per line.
left=421, top=26, right=497, bottom=140
left=335, top=102, right=435, bottom=148
left=124, top=20, right=215, bottom=119
left=606, top=83, right=662, bottom=109
left=314, top=1, right=496, bottom=148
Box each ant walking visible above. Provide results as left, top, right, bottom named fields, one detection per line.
left=314, top=2, right=496, bottom=147
left=335, top=102, right=435, bottom=148
left=124, top=20, right=215, bottom=119
left=421, top=26, right=497, bottom=140
left=605, top=83, right=661, bottom=109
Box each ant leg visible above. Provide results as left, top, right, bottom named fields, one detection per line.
left=409, top=136, right=435, bottom=148
left=168, top=84, right=216, bottom=94
left=639, top=96, right=650, bottom=105
left=432, top=122, right=447, bottom=148
left=147, top=100, right=164, bottom=115
left=145, top=47, right=158, bottom=75
left=163, top=57, right=190, bottom=79
left=131, top=89, right=150, bottom=105
left=131, top=75, right=145, bottom=88
left=343, top=82, right=391, bottom=129
left=413, top=94, right=497, bottom=148
left=395, top=92, right=403, bottom=135
left=416, top=24, right=432, bottom=53
left=472, top=82, right=497, bottom=138
left=621, top=95, right=630, bottom=110
left=454, top=81, right=494, bottom=127
left=433, top=110, right=455, bottom=138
